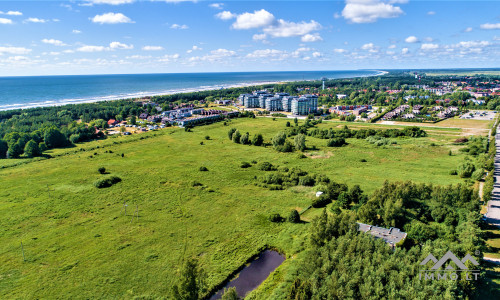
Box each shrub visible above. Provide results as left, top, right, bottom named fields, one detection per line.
left=228, top=128, right=236, bottom=140
left=258, top=161, right=276, bottom=171
left=472, top=168, right=484, bottom=181
left=327, top=137, right=346, bottom=147
left=232, top=130, right=241, bottom=143
left=312, top=195, right=331, bottom=208
left=252, top=134, right=264, bottom=146
left=94, top=176, right=121, bottom=188
left=297, top=153, right=307, bottom=159
left=449, top=170, right=458, bottom=175
left=98, top=167, right=106, bottom=174
left=360, top=158, right=367, bottom=162
left=457, top=161, right=475, bottom=178
left=199, top=166, right=208, bottom=171
left=191, top=181, right=203, bottom=187
left=288, top=209, right=300, bottom=223
left=251, top=160, right=258, bottom=164
left=269, top=213, right=282, bottom=223
left=205, top=135, right=210, bottom=140
left=240, top=132, right=250, bottom=145
left=240, top=161, right=251, bottom=168
left=299, top=175, right=315, bottom=186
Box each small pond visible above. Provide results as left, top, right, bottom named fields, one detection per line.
left=209, top=250, right=285, bottom=299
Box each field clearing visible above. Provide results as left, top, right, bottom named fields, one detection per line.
left=425, top=70, right=500, bottom=76
left=0, top=117, right=484, bottom=298
left=378, top=117, right=493, bottom=136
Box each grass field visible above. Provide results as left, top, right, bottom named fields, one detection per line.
left=424, top=70, right=500, bottom=76
left=0, top=117, right=490, bottom=298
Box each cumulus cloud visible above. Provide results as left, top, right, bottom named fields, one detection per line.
left=312, top=51, right=322, bottom=58
left=186, top=45, right=203, bottom=53
left=0, top=46, right=32, bottom=54
left=77, top=45, right=108, bottom=52
left=480, top=23, right=500, bottom=30
left=334, top=48, right=347, bottom=53
left=209, top=3, right=224, bottom=9
left=388, top=44, right=396, bottom=49
left=342, top=0, right=405, bottom=23
left=91, top=12, right=134, bottom=24
left=253, top=33, right=267, bottom=41
left=232, top=9, right=275, bottom=29
left=454, top=41, right=490, bottom=48
left=0, top=11, right=22, bottom=16
left=109, top=41, right=133, bottom=49
left=189, top=48, right=236, bottom=63
left=405, top=36, right=419, bottom=43
left=0, top=18, right=13, bottom=24
left=264, top=20, right=321, bottom=38
left=158, top=54, right=180, bottom=63
left=24, top=17, right=49, bottom=23
left=421, top=43, right=438, bottom=50
left=246, top=49, right=287, bottom=59
left=464, top=27, right=473, bottom=32
left=42, top=39, right=67, bottom=46
left=170, top=23, right=189, bottom=29
left=301, top=33, right=323, bottom=42
left=401, top=47, right=409, bottom=54
left=142, top=45, right=164, bottom=51
left=216, top=11, right=236, bottom=20
left=72, top=29, right=82, bottom=34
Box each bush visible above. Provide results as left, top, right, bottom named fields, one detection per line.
left=199, top=166, right=209, bottom=171
left=297, top=153, right=307, bottom=159
left=98, top=167, right=106, bottom=174
left=269, top=213, right=282, bottom=222
left=472, top=168, right=484, bottom=181
left=288, top=209, right=300, bottom=223
left=191, top=181, right=203, bottom=187
left=258, top=161, right=276, bottom=171
left=94, top=176, right=121, bottom=188
left=240, top=161, right=251, bottom=168
left=299, top=175, right=315, bottom=186
left=327, top=137, right=346, bottom=147
left=252, top=134, right=264, bottom=146
left=312, top=195, right=331, bottom=208
left=449, top=170, right=458, bottom=175
left=457, top=161, right=475, bottom=178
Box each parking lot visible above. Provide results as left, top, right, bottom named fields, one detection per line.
left=460, top=110, right=497, bottom=120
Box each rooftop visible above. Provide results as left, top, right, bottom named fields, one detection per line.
left=357, top=222, right=407, bottom=245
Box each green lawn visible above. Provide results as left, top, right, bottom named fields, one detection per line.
left=0, top=117, right=481, bottom=298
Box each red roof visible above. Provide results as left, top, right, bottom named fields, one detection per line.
left=108, top=119, right=117, bottom=125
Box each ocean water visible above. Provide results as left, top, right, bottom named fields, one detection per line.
left=0, top=70, right=384, bottom=111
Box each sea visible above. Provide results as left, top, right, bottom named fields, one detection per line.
left=0, top=70, right=386, bottom=111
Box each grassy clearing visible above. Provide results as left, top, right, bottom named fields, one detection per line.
left=0, top=117, right=487, bottom=298
left=484, top=227, right=500, bottom=259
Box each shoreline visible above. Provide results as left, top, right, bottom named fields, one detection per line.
left=0, top=70, right=388, bottom=112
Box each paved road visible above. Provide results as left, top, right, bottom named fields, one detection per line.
left=486, top=128, right=500, bottom=227
left=483, top=256, right=500, bottom=265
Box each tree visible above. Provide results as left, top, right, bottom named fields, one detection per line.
left=272, top=131, right=287, bottom=148
left=23, top=140, right=40, bottom=158
left=349, top=185, right=363, bottom=204
left=232, top=130, right=241, bottom=143
left=0, top=139, right=7, bottom=159
left=472, top=168, right=484, bottom=181
left=171, top=258, right=206, bottom=300
left=221, top=287, right=239, bottom=300
left=286, top=121, right=291, bottom=127
left=38, top=142, right=48, bottom=153
left=228, top=128, right=236, bottom=140
left=120, top=126, right=126, bottom=133
left=288, top=209, right=300, bottom=223
left=337, top=192, right=351, bottom=209
left=129, top=115, right=137, bottom=126
left=7, top=141, right=23, bottom=158
left=252, top=133, right=264, bottom=146
left=240, top=132, right=250, bottom=145
left=294, top=134, right=306, bottom=151
left=44, top=127, right=67, bottom=148
left=98, top=167, right=106, bottom=174
left=294, top=117, right=298, bottom=125
left=457, top=161, right=475, bottom=178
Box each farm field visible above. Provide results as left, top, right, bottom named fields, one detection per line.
left=0, top=117, right=490, bottom=299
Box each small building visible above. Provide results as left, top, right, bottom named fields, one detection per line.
left=107, top=119, right=118, bottom=126
left=139, top=113, right=149, bottom=120
left=357, top=223, right=407, bottom=247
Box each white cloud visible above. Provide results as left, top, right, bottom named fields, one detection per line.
left=170, top=23, right=189, bottom=29
left=405, top=36, right=419, bottom=43
left=158, top=54, right=180, bottom=63
left=216, top=11, right=236, bottom=20
left=334, top=48, right=347, bottom=53
left=342, top=0, right=405, bottom=23
left=246, top=49, right=287, bottom=59
left=253, top=33, right=267, bottom=41
left=0, top=11, right=22, bottom=16
left=109, top=41, right=133, bottom=49
left=0, top=18, right=12, bottom=24
left=232, top=9, right=275, bottom=29
left=186, top=45, right=202, bottom=53
left=427, top=11, right=436, bottom=15
left=126, top=55, right=152, bottom=59
left=388, top=44, right=396, bottom=49
left=91, top=12, right=134, bottom=24
left=24, top=18, right=49, bottom=23
left=77, top=45, right=108, bottom=52
left=361, top=43, right=374, bottom=50
left=63, top=49, right=75, bottom=53
left=264, top=20, right=321, bottom=38
left=189, top=48, right=236, bottom=62
left=42, top=39, right=67, bottom=46
left=454, top=41, right=490, bottom=48
left=401, top=47, right=409, bottom=54
left=480, top=23, right=500, bottom=30
left=209, top=3, right=224, bottom=9
left=421, top=43, right=438, bottom=50
left=464, top=27, right=473, bottom=32
left=312, top=51, right=322, bottom=58
left=0, top=46, right=32, bottom=54
left=142, top=45, right=164, bottom=51
left=87, top=0, right=134, bottom=5
left=72, top=29, right=82, bottom=34
left=301, top=33, right=323, bottom=42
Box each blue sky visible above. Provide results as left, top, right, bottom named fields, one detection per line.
left=0, top=0, right=499, bottom=76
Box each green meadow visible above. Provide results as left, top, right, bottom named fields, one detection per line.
left=0, top=117, right=479, bottom=298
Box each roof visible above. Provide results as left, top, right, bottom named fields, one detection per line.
left=357, top=222, right=406, bottom=245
